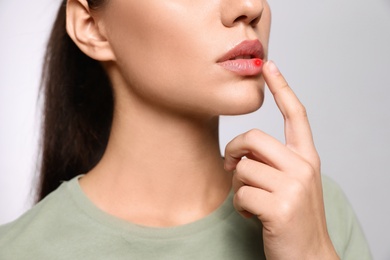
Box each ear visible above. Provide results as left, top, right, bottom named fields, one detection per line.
left=66, top=0, right=115, bottom=61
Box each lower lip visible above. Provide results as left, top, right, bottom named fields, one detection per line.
left=218, top=58, right=263, bottom=76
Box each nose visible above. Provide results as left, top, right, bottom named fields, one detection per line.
left=221, top=0, right=264, bottom=27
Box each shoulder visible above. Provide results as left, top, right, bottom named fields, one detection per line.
left=0, top=176, right=133, bottom=260
left=0, top=177, right=99, bottom=259
left=0, top=182, right=65, bottom=231
left=321, top=175, right=372, bottom=260
left=0, top=182, right=67, bottom=257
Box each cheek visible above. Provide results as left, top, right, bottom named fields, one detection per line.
left=106, top=3, right=204, bottom=86
left=105, top=1, right=212, bottom=69
left=104, top=2, right=220, bottom=109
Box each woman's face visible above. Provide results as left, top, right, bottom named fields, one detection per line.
left=99, top=0, right=271, bottom=116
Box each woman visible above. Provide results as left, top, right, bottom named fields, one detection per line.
left=0, top=0, right=371, bottom=259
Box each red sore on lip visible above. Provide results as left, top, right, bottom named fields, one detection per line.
left=254, top=58, right=262, bottom=67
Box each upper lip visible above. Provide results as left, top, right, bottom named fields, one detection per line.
left=217, top=39, right=264, bottom=62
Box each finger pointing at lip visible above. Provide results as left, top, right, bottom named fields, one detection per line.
left=224, top=61, right=338, bottom=259
left=224, top=61, right=320, bottom=172
left=262, top=61, right=319, bottom=166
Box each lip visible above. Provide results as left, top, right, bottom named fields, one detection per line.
left=217, top=39, right=264, bottom=76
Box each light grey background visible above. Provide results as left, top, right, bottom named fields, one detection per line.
left=1, top=0, right=389, bottom=259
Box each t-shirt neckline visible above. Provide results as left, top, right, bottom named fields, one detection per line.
left=65, top=175, right=235, bottom=240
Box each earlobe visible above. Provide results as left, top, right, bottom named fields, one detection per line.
left=66, top=0, right=115, bottom=61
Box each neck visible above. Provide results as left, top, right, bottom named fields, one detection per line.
left=80, top=97, right=232, bottom=227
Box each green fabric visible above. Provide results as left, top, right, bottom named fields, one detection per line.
left=0, top=175, right=371, bottom=259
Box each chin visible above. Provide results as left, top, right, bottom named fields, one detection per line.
left=218, top=91, right=265, bottom=116
left=226, top=99, right=264, bottom=116
left=219, top=80, right=265, bottom=116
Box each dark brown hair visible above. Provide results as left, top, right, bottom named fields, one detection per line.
left=37, top=0, right=111, bottom=201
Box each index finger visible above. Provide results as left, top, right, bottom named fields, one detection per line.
left=262, top=61, right=317, bottom=161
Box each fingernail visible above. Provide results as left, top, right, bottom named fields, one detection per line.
left=267, top=60, right=280, bottom=75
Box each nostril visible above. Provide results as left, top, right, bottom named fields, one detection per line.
left=250, top=16, right=260, bottom=27
left=232, top=15, right=261, bottom=27
left=233, top=15, right=248, bottom=24
left=222, top=3, right=264, bottom=28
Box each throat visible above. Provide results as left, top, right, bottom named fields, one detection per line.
left=79, top=164, right=233, bottom=227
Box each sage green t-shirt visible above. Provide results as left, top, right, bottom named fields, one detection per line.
left=0, top=176, right=371, bottom=259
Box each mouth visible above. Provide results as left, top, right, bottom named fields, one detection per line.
left=217, top=39, right=264, bottom=76
left=229, top=55, right=257, bottom=60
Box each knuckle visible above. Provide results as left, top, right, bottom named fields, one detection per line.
left=288, top=178, right=306, bottom=196
left=275, top=200, right=294, bottom=223
left=274, top=181, right=304, bottom=222
left=301, top=161, right=314, bottom=176
left=279, top=82, right=290, bottom=91
left=273, top=81, right=290, bottom=92
left=273, top=82, right=290, bottom=99
left=243, top=129, right=262, bottom=144
left=235, top=185, right=249, bottom=204
left=300, top=162, right=317, bottom=183
left=286, top=103, right=308, bottom=120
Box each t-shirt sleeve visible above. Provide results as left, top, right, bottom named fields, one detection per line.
left=321, top=175, right=372, bottom=260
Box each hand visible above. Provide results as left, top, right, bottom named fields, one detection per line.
left=224, top=61, right=339, bottom=259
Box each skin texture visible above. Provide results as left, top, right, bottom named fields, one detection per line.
left=66, top=0, right=339, bottom=258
